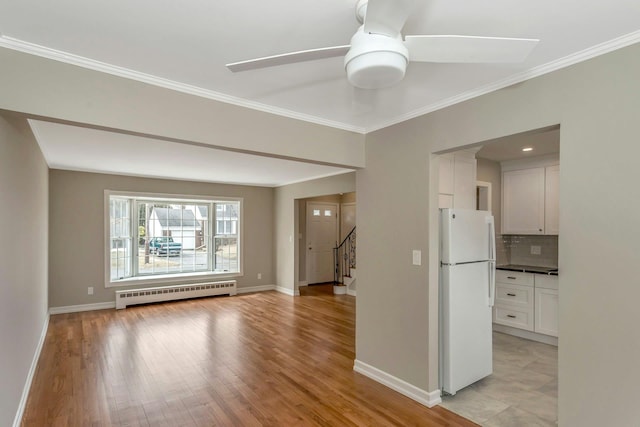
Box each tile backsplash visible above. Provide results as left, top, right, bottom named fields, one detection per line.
left=497, top=235, right=558, bottom=268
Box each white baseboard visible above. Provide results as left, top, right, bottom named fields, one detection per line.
left=353, top=359, right=442, bottom=408
left=237, top=285, right=276, bottom=294
left=49, top=301, right=116, bottom=315
left=347, top=289, right=357, bottom=297
left=13, top=311, right=50, bottom=427
left=276, top=286, right=299, bottom=296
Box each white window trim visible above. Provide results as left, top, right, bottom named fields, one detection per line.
left=104, top=190, right=244, bottom=288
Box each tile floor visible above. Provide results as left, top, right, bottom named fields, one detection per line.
left=439, top=332, right=558, bottom=426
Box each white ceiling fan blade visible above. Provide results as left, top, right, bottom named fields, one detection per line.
left=363, top=0, right=417, bottom=37
left=405, top=35, right=539, bottom=63
left=226, top=45, right=351, bottom=72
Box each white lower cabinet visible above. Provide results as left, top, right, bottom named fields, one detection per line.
left=493, top=271, right=534, bottom=331
left=493, top=270, right=558, bottom=337
left=534, top=275, right=559, bottom=337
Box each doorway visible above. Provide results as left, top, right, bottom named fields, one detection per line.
left=306, top=202, right=338, bottom=284
left=434, top=126, right=560, bottom=425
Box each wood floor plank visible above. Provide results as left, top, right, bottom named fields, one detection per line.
left=21, top=285, right=477, bottom=426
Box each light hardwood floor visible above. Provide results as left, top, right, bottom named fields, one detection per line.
left=22, top=285, right=476, bottom=426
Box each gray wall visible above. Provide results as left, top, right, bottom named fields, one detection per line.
left=49, top=170, right=274, bottom=307
left=0, top=47, right=364, bottom=168
left=356, top=43, right=640, bottom=425
left=0, top=114, right=49, bottom=426
left=274, top=173, right=356, bottom=293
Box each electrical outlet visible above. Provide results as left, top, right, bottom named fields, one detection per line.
left=88, top=286, right=94, bottom=295
left=530, top=245, right=542, bottom=255
left=257, top=273, right=262, bottom=280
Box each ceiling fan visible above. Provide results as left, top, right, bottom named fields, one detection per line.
left=226, top=0, right=539, bottom=90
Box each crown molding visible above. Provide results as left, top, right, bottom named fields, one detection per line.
left=365, top=29, right=640, bottom=133
left=0, top=35, right=366, bottom=134
left=2, top=30, right=639, bottom=136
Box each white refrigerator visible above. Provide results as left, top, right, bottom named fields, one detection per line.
left=440, top=208, right=496, bottom=395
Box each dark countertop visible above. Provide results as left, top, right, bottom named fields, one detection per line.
left=496, top=264, right=558, bottom=276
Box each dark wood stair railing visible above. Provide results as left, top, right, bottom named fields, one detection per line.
left=333, top=226, right=356, bottom=284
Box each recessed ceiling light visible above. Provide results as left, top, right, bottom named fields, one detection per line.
left=522, top=147, right=533, bottom=152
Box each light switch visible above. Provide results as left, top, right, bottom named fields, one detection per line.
left=412, top=250, right=422, bottom=266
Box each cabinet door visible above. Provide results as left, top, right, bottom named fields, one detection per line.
left=545, top=165, right=560, bottom=235
left=535, top=288, right=559, bottom=337
left=502, top=168, right=545, bottom=234
left=439, top=154, right=455, bottom=195
left=439, top=194, right=454, bottom=209
left=453, top=155, right=477, bottom=209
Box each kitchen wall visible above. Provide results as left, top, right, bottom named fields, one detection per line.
left=476, top=158, right=502, bottom=233
left=0, top=114, right=49, bottom=426
left=477, top=157, right=558, bottom=268
left=501, top=235, right=558, bottom=268
left=476, top=158, right=510, bottom=264
left=48, top=170, right=274, bottom=308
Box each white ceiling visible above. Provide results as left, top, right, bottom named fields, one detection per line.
left=1, top=0, right=639, bottom=184
left=476, top=127, right=560, bottom=162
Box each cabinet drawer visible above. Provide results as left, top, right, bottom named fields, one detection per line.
left=494, top=306, right=534, bottom=331
left=535, top=275, right=559, bottom=290
left=495, top=283, right=534, bottom=309
left=496, top=270, right=534, bottom=286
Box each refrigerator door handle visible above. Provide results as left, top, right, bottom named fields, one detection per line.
left=487, top=215, right=496, bottom=262
left=489, top=260, right=496, bottom=307
left=486, top=215, right=496, bottom=307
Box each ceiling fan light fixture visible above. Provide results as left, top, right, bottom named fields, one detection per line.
left=344, top=26, right=408, bottom=89
left=345, top=51, right=407, bottom=89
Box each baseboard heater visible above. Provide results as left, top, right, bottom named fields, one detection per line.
left=115, top=280, right=237, bottom=309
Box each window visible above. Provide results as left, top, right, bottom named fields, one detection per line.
left=106, top=192, right=241, bottom=286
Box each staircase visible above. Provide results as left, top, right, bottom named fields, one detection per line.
left=334, top=227, right=356, bottom=296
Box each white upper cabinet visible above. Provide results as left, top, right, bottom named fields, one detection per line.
left=544, top=165, right=560, bottom=235
left=439, top=154, right=455, bottom=195
left=501, top=158, right=559, bottom=235
left=453, top=155, right=477, bottom=210
left=438, top=151, right=477, bottom=210
left=502, top=167, right=545, bottom=234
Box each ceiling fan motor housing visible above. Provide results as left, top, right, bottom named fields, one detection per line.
left=344, top=26, right=409, bottom=89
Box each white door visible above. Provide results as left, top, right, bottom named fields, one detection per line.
left=306, top=202, right=338, bottom=284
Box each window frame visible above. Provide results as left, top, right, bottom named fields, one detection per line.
left=104, top=190, right=243, bottom=288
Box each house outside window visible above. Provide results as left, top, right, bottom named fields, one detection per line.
left=106, top=192, right=241, bottom=287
